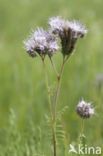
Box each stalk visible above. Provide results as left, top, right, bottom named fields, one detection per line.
left=53, top=57, right=65, bottom=121
left=43, top=55, right=70, bottom=156
left=42, top=59, right=57, bottom=156
left=42, top=59, right=53, bottom=122
left=51, top=56, right=67, bottom=156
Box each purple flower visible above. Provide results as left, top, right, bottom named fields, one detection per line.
left=24, top=28, right=59, bottom=58
left=49, top=17, right=87, bottom=56
left=69, top=20, right=87, bottom=38
left=49, top=16, right=65, bottom=34
left=76, top=99, right=94, bottom=119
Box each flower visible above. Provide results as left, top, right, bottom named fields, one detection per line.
left=24, top=28, right=59, bottom=58
left=49, top=16, right=65, bottom=34
left=69, top=20, right=87, bottom=38
left=76, top=99, right=94, bottom=119
left=49, top=17, right=87, bottom=56
left=24, top=37, right=37, bottom=57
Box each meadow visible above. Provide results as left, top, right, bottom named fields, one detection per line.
left=0, top=0, right=103, bottom=155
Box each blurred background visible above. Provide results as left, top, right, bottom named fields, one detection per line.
left=0, top=0, right=103, bottom=155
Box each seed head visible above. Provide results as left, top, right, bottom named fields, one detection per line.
left=76, top=99, right=94, bottom=119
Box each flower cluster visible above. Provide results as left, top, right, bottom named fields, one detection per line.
left=49, top=16, right=87, bottom=55
left=24, top=16, right=87, bottom=59
left=24, top=28, right=59, bottom=58
left=76, top=99, right=94, bottom=119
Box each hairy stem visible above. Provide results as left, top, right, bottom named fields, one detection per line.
left=81, top=119, right=84, bottom=135
left=53, top=58, right=65, bottom=121
left=79, top=119, right=85, bottom=145
left=43, top=55, right=70, bottom=156
left=51, top=57, right=67, bottom=156
left=42, top=60, right=53, bottom=121
left=42, top=60, right=57, bottom=156
left=49, top=57, right=59, bottom=78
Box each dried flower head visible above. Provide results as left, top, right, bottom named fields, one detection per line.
left=76, top=99, right=94, bottom=119
left=24, top=28, right=59, bottom=58
left=49, top=17, right=87, bottom=56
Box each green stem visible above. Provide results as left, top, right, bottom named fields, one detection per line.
left=79, top=119, right=85, bottom=146
left=49, top=57, right=59, bottom=78
left=81, top=119, right=84, bottom=135
left=53, top=58, right=65, bottom=121
left=52, top=123, right=56, bottom=156
left=51, top=55, right=71, bottom=156
left=42, top=60, right=53, bottom=121
left=42, top=55, right=70, bottom=156
left=51, top=57, right=66, bottom=156
left=42, top=60, right=57, bottom=156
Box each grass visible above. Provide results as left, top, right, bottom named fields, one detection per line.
left=0, top=0, right=103, bottom=155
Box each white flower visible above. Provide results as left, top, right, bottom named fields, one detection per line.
left=69, top=20, right=87, bottom=38
left=24, top=38, right=36, bottom=57
left=49, top=16, right=88, bottom=55
left=49, top=16, right=64, bottom=33
left=48, top=40, right=59, bottom=53
left=76, top=99, right=94, bottom=118
left=24, top=28, right=59, bottom=57
left=49, top=17, right=87, bottom=36
left=33, top=28, right=47, bottom=46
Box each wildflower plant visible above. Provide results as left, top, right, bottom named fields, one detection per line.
left=24, top=16, right=87, bottom=156
left=76, top=99, right=95, bottom=151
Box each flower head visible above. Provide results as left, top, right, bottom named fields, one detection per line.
left=24, top=28, right=59, bottom=58
left=76, top=99, right=94, bottom=119
left=49, top=17, right=87, bottom=56
left=24, top=37, right=37, bottom=57
left=69, top=20, right=87, bottom=38
left=49, top=16, right=65, bottom=34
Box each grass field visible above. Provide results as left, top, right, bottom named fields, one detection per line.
left=0, top=0, right=103, bottom=155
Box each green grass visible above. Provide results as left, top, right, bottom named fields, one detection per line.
left=0, top=0, right=103, bottom=155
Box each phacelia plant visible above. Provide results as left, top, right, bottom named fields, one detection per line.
left=24, top=16, right=91, bottom=156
